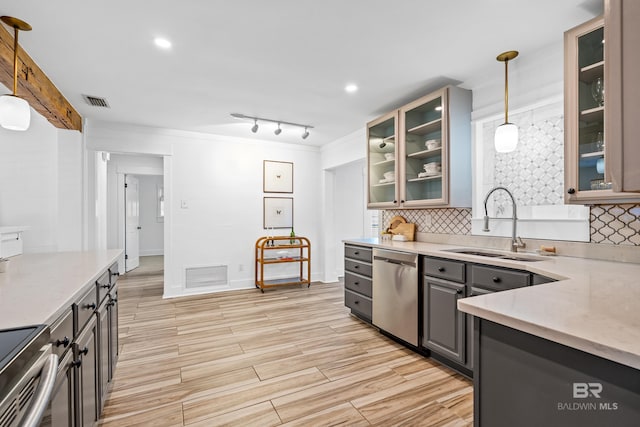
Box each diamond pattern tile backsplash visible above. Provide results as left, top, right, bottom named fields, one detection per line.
left=380, top=204, right=640, bottom=246
left=381, top=209, right=471, bottom=235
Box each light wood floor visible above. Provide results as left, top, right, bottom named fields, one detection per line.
left=99, top=268, right=473, bottom=426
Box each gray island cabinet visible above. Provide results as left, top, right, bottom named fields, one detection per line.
left=473, top=318, right=640, bottom=427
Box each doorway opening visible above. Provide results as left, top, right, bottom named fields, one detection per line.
left=124, top=174, right=164, bottom=273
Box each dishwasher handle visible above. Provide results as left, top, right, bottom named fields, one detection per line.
left=21, top=351, right=59, bottom=427
left=374, top=256, right=416, bottom=268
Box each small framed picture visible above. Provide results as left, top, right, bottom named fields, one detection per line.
left=264, top=197, right=293, bottom=229
left=263, top=160, right=293, bottom=193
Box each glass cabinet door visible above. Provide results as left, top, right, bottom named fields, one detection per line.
left=367, top=111, right=398, bottom=208
left=577, top=25, right=608, bottom=193
left=401, top=91, right=446, bottom=206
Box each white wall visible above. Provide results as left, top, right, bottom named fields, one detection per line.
left=87, top=121, right=322, bottom=298
left=138, top=175, right=164, bottom=256
left=331, top=159, right=366, bottom=277
left=0, top=107, right=83, bottom=253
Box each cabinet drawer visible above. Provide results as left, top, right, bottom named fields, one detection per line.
left=96, top=270, right=111, bottom=303
left=423, top=257, right=466, bottom=283
left=345, top=245, right=372, bottom=263
left=345, top=290, right=372, bottom=320
left=50, top=309, right=73, bottom=358
left=344, top=272, right=372, bottom=298
left=471, top=265, right=530, bottom=291
left=74, top=286, right=98, bottom=337
left=345, top=259, right=372, bottom=277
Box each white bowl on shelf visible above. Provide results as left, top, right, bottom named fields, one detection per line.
left=383, top=171, right=395, bottom=180
left=384, top=153, right=395, bottom=161
left=425, top=139, right=441, bottom=150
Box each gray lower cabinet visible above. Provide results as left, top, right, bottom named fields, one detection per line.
left=97, top=299, right=109, bottom=414
left=42, top=261, right=118, bottom=427
left=344, top=244, right=373, bottom=323
left=423, top=276, right=466, bottom=364
left=422, top=256, right=470, bottom=373
left=75, top=315, right=99, bottom=427
left=108, top=287, right=119, bottom=383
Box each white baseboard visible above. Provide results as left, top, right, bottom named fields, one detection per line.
left=140, top=249, right=164, bottom=256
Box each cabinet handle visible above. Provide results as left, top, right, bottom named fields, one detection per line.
left=80, top=347, right=89, bottom=356
left=438, top=267, right=445, bottom=272
left=85, top=303, right=96, bottom=310
left=71, top=360, right=82, bottom=368
left=354, top=300, right=359, bottom=305
left=111, top=272, right=120, bottom=277
left=354, top=265, right=359, bottom=269
left=55, top=337, right=70, bottom=347
left=393, top=200, right=397, bottom=204
left=492, top=277, right=501, bottom=283
left=456, top=289, right=463, bottom=294
left=101, top=284, right=110, bottom=289
left=354, top=281, right=359, bottom=285
left=567, top=188, right=576, bottom=195
left=354, top=251, right=359, bottom=255
left=400, top=200, right=405, bottom=203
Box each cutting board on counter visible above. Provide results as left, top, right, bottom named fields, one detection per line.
left=387, top=216, right=415, bottom=241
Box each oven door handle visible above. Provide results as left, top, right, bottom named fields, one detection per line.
left=21, top=352, right=59, bottom=427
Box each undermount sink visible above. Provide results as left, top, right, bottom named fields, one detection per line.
left=443, top=248, right=545, bottom=262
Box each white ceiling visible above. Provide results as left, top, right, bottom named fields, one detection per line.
left=2, top=0, right=601, bottom=146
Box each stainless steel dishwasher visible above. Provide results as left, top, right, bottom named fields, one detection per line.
left=372, top=248, right=418, bottom=346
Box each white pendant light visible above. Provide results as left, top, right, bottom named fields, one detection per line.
left=495, top=51, right=519, bottom=153
left=0, top=16, right=32, bottom=131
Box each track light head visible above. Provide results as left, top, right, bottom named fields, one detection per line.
left=251, top=119, right=259, bottom=133
left=301, top=127, right=310, bottom=139
left=274, top=123, right=282, bottom=135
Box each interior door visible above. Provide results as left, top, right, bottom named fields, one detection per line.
left=125, top=175, right=140, bottom=272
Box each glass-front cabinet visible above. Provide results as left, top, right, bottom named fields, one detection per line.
left=400, top=90, right=446, bottom=206
left=366, top=86, right=471, bottom=209
left=367, top=111, right=398, bottom=208
left=564, top=14, right=640, bottom=203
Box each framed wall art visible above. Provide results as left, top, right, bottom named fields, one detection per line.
left=263, top=197, right=293, bottom=229
left=263, top=160, right=293, bottom=193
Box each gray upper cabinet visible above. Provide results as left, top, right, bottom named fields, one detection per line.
left=367, top=86, right=472, bottom=209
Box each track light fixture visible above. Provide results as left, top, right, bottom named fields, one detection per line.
left=231, top=113, right=313, bottom=140
left=0, top=16, right=32, bottom=131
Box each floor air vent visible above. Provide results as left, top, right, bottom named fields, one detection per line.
left=82, top=94, right=110, bottom=108
left=185, top=265, right=229, bottom=290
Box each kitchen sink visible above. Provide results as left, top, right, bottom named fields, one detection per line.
left=443, top=248, right=545, bottom=262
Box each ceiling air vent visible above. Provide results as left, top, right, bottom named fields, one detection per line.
left=82, top=94, right=110, bottom=108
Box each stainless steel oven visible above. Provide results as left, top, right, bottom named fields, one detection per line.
left=0, top=325, right=59, bottom=427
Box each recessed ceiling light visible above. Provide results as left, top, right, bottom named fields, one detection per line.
left=345, top=84, right=358, bottom=93
left=154, top=37, right=172, bottom=49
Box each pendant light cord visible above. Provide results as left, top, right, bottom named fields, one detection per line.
left=504, top=58, right=509, bottom=124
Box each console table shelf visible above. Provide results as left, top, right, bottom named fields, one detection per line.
left=255, top=236, right=311, bottom=292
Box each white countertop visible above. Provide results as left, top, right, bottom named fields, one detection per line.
left=345, top=238, right=640, bottom=370
left=0, top=250, right=122, bottom=329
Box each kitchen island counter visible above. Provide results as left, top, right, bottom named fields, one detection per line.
left=0, top=250, right=122, bottom=329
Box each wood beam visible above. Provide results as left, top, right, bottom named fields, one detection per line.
left=0, top=22, right=82, bottom=132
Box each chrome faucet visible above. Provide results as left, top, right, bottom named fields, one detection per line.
left=482, top=186, right=525, bottom=252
